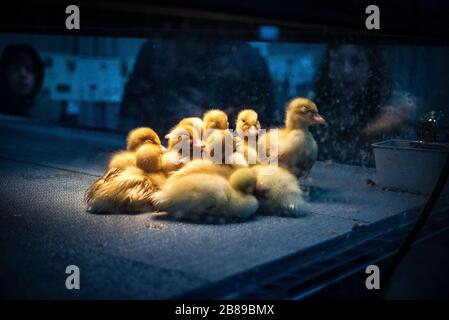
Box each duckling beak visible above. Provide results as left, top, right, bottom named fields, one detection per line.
left=248, top=125, right=259, bottom=135
left=311, top=113, right=326, bottom=125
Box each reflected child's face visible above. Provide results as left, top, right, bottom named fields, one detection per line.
left=7, top=53, right=36, bottom=97
left=329, top=45, right=370, bottom=93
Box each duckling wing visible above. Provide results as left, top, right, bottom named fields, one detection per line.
left=257, top=129, right=287, bottom=163
left=254, top=166, right=305, bottom=217
left=85, top=168, right=121, bottom=204
left=294, top=131, right=318, bottom=177
left=108, top=151, right=136, bottom=170
left=86, top=167, right=156, bottom=214
left=168, top=160, right=233, bottom=181
left=276, top=130, right=317, bottom=178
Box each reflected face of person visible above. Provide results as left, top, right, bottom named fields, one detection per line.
left=328, top=45, right=370, bottom=93
left=7, top=54, right=36, bottom=97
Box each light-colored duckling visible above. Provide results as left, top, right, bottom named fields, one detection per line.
left=236, top=109, right=261, bottom=136
left=85, top=166, right=161, bottom=214
left=108, top=127, right=166, bottom=170
left=108, top=150, right=136, bottom=170
left=167, top=159, right=234, bottom=183
left=258, top=97, right=326, bottom=178
left=253, top=165, right=305, bottom=217
left=203, top=128, right=247, bottom=167
left=151, top=167, right=258, bottom=219
left=203, top=109, right=229, bottom=132
left=235, top=109, right=261, bottom=165
left=162, top=123, right=205, bottom=175
left=178, top=117, right=204, bottom=130
left=127, top=127, right=163, bottom=152
left=202, top=109, right=247, bottom=165
left=86, top=129, right=166, bottom=214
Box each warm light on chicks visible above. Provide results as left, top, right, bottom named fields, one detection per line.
left=203, top=109, right=229, bottom=131
left=259, top=97, right=325, bottom=178
left=236, top=109, right=261, bottom=136
left=285, top=97, right=326, bottom=130
left=108, top=127, right=166, bottom=171
left=86, top=129, right=167, bottom=214
left=86, top=98, right=321, bottom=218
left=127, top=127, right=163, bottom=152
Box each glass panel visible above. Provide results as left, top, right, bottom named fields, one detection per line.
left=1, top=31, right=449, bottom=299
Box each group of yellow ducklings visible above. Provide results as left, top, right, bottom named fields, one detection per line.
left=85, top=97, right=326, bottom=220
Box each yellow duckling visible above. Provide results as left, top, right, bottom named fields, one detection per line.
left=108, top=127, right=166, bottom=170
left=258, top=98, right=326, bottom=178
left=203, top=128, right=247, bottom=167
left=236, top=109, right=261, bottom=136
left=86, top=130, right=166, bottom=214
left=167, top=159, right=234, bottom=183
left=203, top=109, right=229, bottom=132
left=235, top=109, right=261, bottom=165
left=178, top=117, right=204, bottom=130
left=161, top=123, right=205, bottom=175
left=253, top=165, right=305, bottom=217
left=85, top=167, right=159, bottom=214
left=202, top=108, right=248, bottom=165
left=108, top=150, right=136, bottom=170
left=151, top=167, right=258, bottom=219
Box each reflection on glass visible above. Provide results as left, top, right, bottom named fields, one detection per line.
left=1, top=34, right=449, bottom=170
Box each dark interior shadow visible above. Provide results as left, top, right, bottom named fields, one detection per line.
left=150, top=211, right=256, bottom=225
left=86, top=208, right=151, bottom=216
left=301, top=184, right=342, bottom=203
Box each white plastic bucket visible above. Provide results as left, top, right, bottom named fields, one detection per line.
left=372, top=139, right=449, bottom=194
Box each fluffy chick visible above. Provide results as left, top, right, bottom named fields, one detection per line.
left=203, top=109, right=249, bottom=165
left=108, top=150, right=136, bottom=170
left=108, top=127, right=165, bottom=170
left=151, top=167, right=258, bottom=219
left=203, top=109, right=229, bottom=133
left=127, top=127, right=162, bottom=152
left=258, top=97, right=326, bottom=178
left=236, top=109, right=261, bottom=136
left=87, top=129, right=166, bottom=214
left=162, top=123, right=205, bottom=174
left=178, top=117, right=204, bottom=130
left=167, top=159, right=234, bottom=183
left=253, top=165, right=305, bottom=217
left=85, top=166, right=162, bottom=214
left=203, top=128, right=247, bottom=167
left=235, top=109, right=261, bottom=165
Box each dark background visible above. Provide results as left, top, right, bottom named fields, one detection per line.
left=1, top=0, right=449, bottom=43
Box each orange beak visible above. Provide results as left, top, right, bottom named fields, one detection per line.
left=311, top=113, right=326, bottom=125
